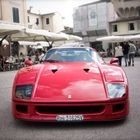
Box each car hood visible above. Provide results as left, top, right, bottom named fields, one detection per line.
left=32, top=62, right=108, bottom=102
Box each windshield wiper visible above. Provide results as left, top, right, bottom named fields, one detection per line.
left=44, top=59, right=61, bottom=63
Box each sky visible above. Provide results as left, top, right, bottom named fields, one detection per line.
left=26, top=0, right=100, bottom=27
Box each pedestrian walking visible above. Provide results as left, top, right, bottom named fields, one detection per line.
left=0, top=55, right=4, bottom=71
left=123, top=42, right=130, bottom=67
left=114, top=43, right=123, bottom=66
left=128, top=41, right=136, bottom=66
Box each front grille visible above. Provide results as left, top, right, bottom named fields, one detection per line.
left=112, top=104, right=124, bottom=112
left=16, top=105, right=28, bottom=113
left=35, top=106, right=104, bottom=114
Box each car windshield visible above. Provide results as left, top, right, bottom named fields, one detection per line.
left=43, top=48, right=94, bottom=62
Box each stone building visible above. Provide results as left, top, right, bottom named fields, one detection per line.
left=110, top=0, right=140, bottom=36
left=0, top=0, right=27, bottom=57
left=73, top=0, right=117, bottom=51
left=27, top=9, right=64, bottom=33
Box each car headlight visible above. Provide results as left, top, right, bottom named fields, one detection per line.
left=15, top=85, right=33, bottom=99
left=107, top=83, right=126, bottom=98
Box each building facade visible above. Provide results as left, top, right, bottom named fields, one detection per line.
left=27, top=10, right=64, bottom=33
left=111, top=0, right=140, bottom=18
left=110, top=17, right=140, bottom=36
left=73, top=0, right=117, bottom=51
left=0, top=1, right=65, bottom=57
left=27, top=11, right=42, bottom=29
left=0, top=0, right=27, bottom=25
left=0, top=0, right=28, bottom=57
left=41, top=12, right=64, bottom=33
left=110, top=0, right=140, bottom=36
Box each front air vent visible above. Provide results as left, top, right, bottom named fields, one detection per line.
left=83, top=68, right=90, bottom=72
left=112, top=104, right=124, bottom=112
left=51, top=69, right=58, bottom=73
left=16, top=105, right=28, bottom=113
left=35, top=105, right=105, bottom=114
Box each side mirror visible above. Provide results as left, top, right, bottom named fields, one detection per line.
left=24, top=60, right=33, bottom=66
left=110, top=58, right=119, bottom=65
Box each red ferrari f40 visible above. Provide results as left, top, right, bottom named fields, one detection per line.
left=12, top=46, right=129, bottom=121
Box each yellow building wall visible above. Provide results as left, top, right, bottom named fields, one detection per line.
left=0, top=0, right=27, bottom=25
left=112, top=20, right=140, bottom=36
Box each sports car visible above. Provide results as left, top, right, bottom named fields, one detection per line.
left=12, top=46, right=129, bottom=121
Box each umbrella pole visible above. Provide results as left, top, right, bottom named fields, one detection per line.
left=43, top=36, right=54, bottom=50
left=0, top=35, right=8, bottom=46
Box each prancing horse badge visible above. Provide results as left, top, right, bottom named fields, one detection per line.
left=68, top=95, right=72, bottom=99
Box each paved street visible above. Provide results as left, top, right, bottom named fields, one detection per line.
left=0, top=58, right=140, bottom=140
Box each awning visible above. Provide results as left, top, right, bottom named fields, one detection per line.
left=128, top=34, right=140, bottom=40
left=96, top=36, right=125, bottom=42
left=96, top=35, right=140, bottom=42
left=59, top=32, right=82, bottom=41
left=0, top=23, right=82, bottom=48
left=0, top=22, right=25, bottom=37
left=11, top=28, right=69, bottom=42
left=18, top=41, right=49, bottom=46
left=18, top=41, right=37, bottom=46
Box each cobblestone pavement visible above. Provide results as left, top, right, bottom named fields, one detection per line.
left=0, top=57, right=140, bottom=140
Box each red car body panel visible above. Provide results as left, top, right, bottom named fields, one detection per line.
left=12, top=48, right=129, bottom=121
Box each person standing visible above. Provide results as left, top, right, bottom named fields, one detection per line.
left=128, top=41, right=136, bottom=66
left=39, top=50, right=45, bottom=62
left=123, top=42, right=130, bottom=67
left=114, top=43, right=123, bottom=66
left=0, top=55, right=4, bottom=71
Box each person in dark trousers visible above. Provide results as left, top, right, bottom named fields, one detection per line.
left=122, top=42, right=130, bottom=67
left=0, top=55, right=4, bottom=71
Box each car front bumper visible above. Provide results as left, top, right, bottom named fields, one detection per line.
left=12, top=99, right=129, bottom=121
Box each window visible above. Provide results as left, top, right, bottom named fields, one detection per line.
left=112, top=24, right=118, bottom=32
left=36, top=18, right=39, bottom=25
left=128, top=23, right=135, bottom=31
left=12, top=7, right=19, bottom=23
left=28, top=16, right=30, bottom=23
left=46, top=18, right=49, bottom=24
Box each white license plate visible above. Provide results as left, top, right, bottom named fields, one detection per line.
left=56, top=115, right=84, bottom=121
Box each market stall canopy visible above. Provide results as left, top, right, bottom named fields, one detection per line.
left=10, top=28, right=69, bottom=42
left=0, top=23, right=25, bottom=37
left=18, top=41, right=50, bottom=47
left=0, top=23, right=68, bottom=42
left=18, top=41, right=38, bottom=46
left=68, top=34, right=82, bottom=41
left=128, top=34, right=140, bottom=41
left=96, top=35, right=140, bottom=42
left=59, top=32, right=82, bottom=41
left=96, top=35, right=125, bottom=42
left=0, top=23, right=82, bottom=48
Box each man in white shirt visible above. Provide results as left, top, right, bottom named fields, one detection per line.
left=128, top=41, right=136, bottom=66
left=114, top=43, right=123, bottom=66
